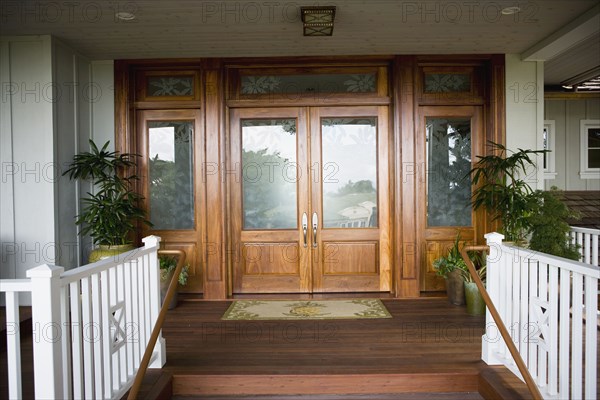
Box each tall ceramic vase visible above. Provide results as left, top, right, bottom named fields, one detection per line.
left=464, top=281, right=486, bottom=315
left=446, top=269, right=465, bottom=305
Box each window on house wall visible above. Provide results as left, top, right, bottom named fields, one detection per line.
left=543, top=120, right=557, bottom=179
left=580, top=119, right=600, bottom=179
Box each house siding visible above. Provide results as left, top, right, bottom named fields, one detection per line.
left=544, top=96, right=600, bottom=190
left=0, top=36, right=114, bottom=292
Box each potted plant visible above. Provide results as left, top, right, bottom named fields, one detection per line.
left=63, top=140, right=152, bottom=262
left=528, top=187, right=581, bottom=260
left=458, top=255, right=487, bottom=316
left=159, top=255, right=189, bottom=309
left=433, top=233, right=467, bottom=305
left=470, top=142, right=546, bottom=244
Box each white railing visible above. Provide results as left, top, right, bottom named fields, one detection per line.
left=570, top=226, right=600, bottom=267
left=482, top=233, right=599, bottom=400
left=0, top=236, right=165, bottom=400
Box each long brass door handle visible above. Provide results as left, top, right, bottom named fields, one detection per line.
left=312, top=212, right=318, bottom=248
left=302, top=212, right=308, bottom=248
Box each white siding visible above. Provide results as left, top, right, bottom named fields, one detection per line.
left=0, top=36, right=113, bottom=290
left=544, top=97, right=600, bottom=190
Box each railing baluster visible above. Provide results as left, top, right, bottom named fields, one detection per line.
left=118, top=260, right=127, bottom=385
left=571, top=273, right=584, bottom=400
left=559, top=268, right=571, bottom=398
left=109, top=265, right=119, bottom=392
left=538, top=261, right=548, bottom=388
left=60, top=285, right=73, bottom=399
left=591, top=233, right=598, bottom=267
left=584, top=274, right=597, bottom=399
left=91, top=273, right=104, bottom=398
left=70, top=280, right=84, bottom=399
left=81, top=276, right=94, bottom=399
left=548, top=265, right=559, bottom=395
left=6, top=291, right=22, bottom=400
left=528, top=256, right=538, bottom=379
left=124, top=260, right=134, bottom=377
left=100, top=269, right=112, bottom=398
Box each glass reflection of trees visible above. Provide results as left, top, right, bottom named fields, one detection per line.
left=426, top=118, right=472, bottom=227
left=148, top=121, right=194, bottom=230
left=242, top=120, right=297, bottom=230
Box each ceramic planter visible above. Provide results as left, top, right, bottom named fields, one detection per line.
left=445, top=268, right=465, bottom=305
left=464, top=281, right=486, bottom=315
left=88, top=243, right=134, bottom=263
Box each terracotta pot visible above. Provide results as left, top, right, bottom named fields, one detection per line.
left=88, top=243, right=134, bottom=263
left=445, top=269, right=465, bottom=305
left=464, top=282, right=486, bottom=315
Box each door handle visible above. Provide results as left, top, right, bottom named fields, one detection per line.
left=302, top=212, right=308, bottom=248
left=312, top=212, right=318, bottom=248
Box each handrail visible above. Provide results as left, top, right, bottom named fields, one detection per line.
left=460, top=245, right=543, bottom=400
left=127, top=249, right=186, bottom=400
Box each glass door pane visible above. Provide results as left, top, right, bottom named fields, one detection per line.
left=425, top=117, right=472, bottom=227
left=241, top=119, right=298, bottom=229
left=321, top=118, right=378, bottom=228
left=148, top=120, right=195, bottom=229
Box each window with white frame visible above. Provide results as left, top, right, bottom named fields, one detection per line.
left=543, top=120, right=557, bottom=179
left=580, top=119, right=600, bottom=179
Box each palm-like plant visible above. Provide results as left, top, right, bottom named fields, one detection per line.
left=470, top=142, right=546, bottom=243
left=63, top=140, right=151, bottom=246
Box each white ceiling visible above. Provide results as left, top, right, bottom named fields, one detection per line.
left=1, top=0, right=599, bottom=84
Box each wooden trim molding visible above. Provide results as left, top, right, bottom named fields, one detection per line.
left=393, top=55, right=419, bottom=298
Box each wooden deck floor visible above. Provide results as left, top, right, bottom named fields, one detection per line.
left=161, top=298, right=487, bottom=397
left=2, top=298, right=492, bottom=398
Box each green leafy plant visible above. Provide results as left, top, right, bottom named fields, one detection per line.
left=470, top=141, right=546, bottom=243
left=528, top=188, right=581, bottom=260
left=63, top=140, right=152, bottom=245
left=433, top=234, right=467, bottom=278
left=159, top=255, right=189, bottom=286
left=433, top=233, right=486, bottom=283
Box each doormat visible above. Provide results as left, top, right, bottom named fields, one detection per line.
left=222, top=299, right=392, bottom=320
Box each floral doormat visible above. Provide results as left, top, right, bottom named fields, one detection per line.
left=221, top=299, right=392, bottom=320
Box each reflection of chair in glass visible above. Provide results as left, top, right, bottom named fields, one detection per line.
left=338, top=201, right=377, bottom=228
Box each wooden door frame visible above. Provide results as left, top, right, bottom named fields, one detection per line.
left=415, top=105, right=484, bottom=292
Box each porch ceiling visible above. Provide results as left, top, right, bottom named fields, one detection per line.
left=1, top=0, right=598, bottom=84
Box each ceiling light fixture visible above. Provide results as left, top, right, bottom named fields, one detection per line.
left=116, top=12, right=136, bottom=21
left=301, top=6, right=336, bottom=36
left=501, top=6, right=521, bottom=15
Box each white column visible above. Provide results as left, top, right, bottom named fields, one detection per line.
left=27, top=264, right=65, bottom=399
left=482, top=232, right=504, bottom=365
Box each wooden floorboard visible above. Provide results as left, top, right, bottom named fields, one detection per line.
left=162, top=298, right=486, bottom=396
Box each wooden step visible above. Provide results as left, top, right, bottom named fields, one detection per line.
left=121, top=369, right=173, bottom=400
left=172, top=392, right=484, bottom=400
left=171, top=372, right=480, bottom=397
left=478, top=366, right=530, bottom=400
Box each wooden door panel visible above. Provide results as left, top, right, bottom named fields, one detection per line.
left=242, top=243, right=301, bottom=275
left=416, top=106, right=483, bottom=292
left=230, top=108, right=310, bottom=293
left=310, top=106, right=391, bottom=293
left=322, top=242, right=379, bottom=275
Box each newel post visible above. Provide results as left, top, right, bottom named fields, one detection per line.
left=27, top=264, right=65, bottom=399
left=142, top=235, right=166, bottom=368
left=482, top=232, right=504, bottom=365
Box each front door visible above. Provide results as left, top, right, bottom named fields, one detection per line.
left=230, top=106, right=391, bottom=294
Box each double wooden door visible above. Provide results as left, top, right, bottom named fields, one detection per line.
left=230, top=106, right=391, bottom=294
